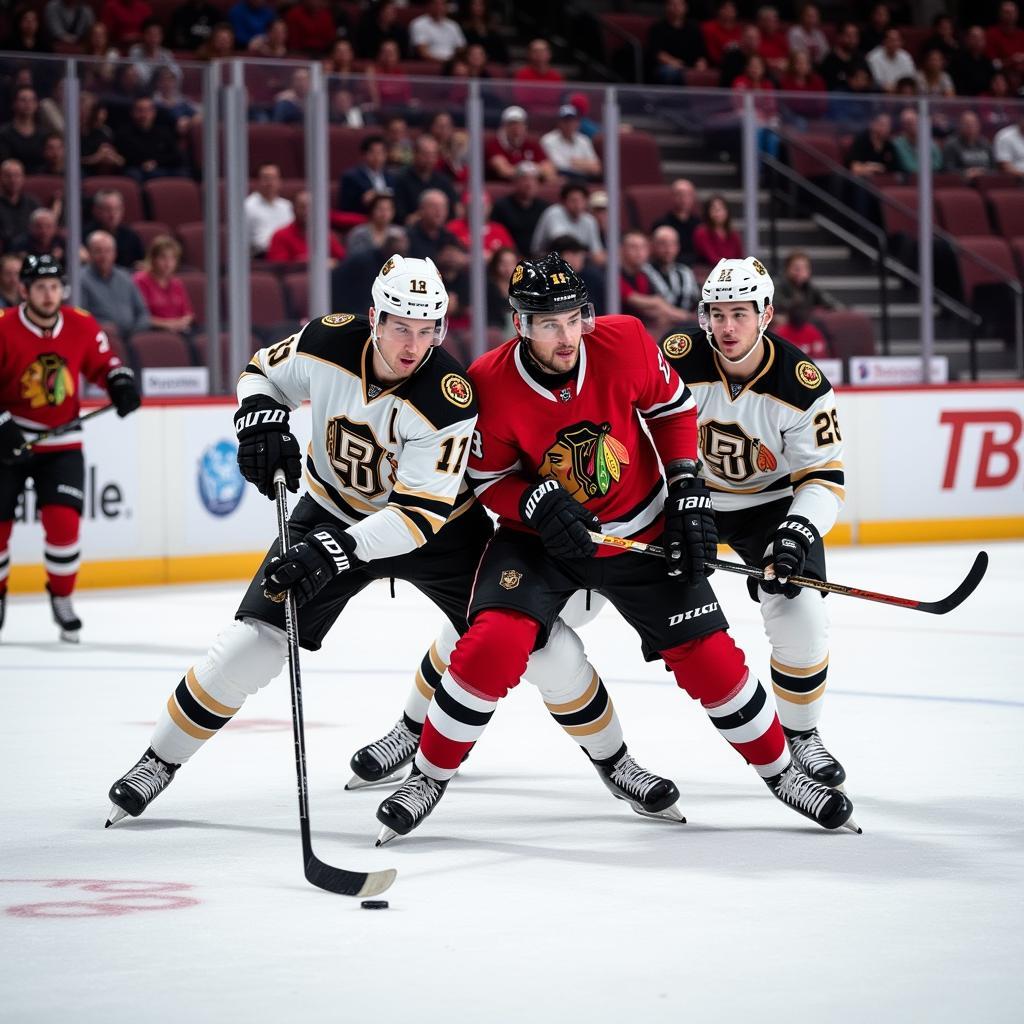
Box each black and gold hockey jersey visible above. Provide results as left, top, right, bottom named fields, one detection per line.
left=238, top=313, right=478, bottom=561
left=659, top=325, right=845, bottom=537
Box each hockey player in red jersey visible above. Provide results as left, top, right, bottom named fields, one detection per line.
left=375, top=253, right=858, bottom=843
left=0, top=255, right=140, bottom=640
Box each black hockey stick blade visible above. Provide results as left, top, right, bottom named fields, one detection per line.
left=305, top=854, right=397, bottom=897
left=884, top=550, right=988, bottom=615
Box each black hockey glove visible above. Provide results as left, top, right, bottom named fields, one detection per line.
left=0, top=410, right=31, bottom=464
left=234, top=395, right=302, bottom=499
left=663, top=461, right=717, bottom=582
left=106, top=366, right=141, bottom=418
left=761, top=515, right=819, bottom=599
left=520, top=479, right=601, bottom=560
left=262, top=524, right=360, bottom=607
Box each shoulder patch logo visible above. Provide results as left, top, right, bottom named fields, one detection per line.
left=511, top=263, right=524, bottom=286
left=662, top=333, right=691, bottom=359
left=321, top=313, right=355, bottom=328
left=441, top=373, right=473, bottom=408
left=499, top=569, right=522, bottom=591
left=796, top=360, right=822, bottom=389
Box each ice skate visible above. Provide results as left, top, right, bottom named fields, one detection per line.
left=592, top=746, right=685, bottom=822
left=785, top=727, right=847, bottom=788
left=765, top=761, right=860, bottom=833
left=374, top=767, right=448, bottom=845
left=346, top=719, right=419, bottom=790
left=48, top=588, right=81, bottom=643
left=106, top=747, right=180, bottom=827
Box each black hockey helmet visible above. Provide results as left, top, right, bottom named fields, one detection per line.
left=20, top=254, right=65, bottom=285
left=508, top=252, right=589, bottom=315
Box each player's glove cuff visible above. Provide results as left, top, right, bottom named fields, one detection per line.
left=520, top=479, right=601, bottom=560
left=262, top=524, right=360, bottom=607
left=106, top=366, right=141, bottom=418
left=761, top=515, right=819, bottom=598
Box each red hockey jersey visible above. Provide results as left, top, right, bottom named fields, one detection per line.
left=0, top=304, right=121, bottom=452
left=466, top=314, right=697, bottom=555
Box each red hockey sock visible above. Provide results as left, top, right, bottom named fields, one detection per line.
left=40, top=505, right=81, bottom=598
left=0, top=519, right=12, bottom=594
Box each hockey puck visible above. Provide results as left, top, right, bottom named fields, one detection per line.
left=360, top=899, right=389, bottom=910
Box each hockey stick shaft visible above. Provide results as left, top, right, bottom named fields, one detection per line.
left=272, top=470, right=396, bottom=896
left=588, top=531, right=988, bottom=615
left=14, top=403, right=116, bottom=456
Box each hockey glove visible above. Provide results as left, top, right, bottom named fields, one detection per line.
left=262, top=524, right=359, bottom=607
left=520, top=479, right=601, bottom=560
left=106, top=366, right=141, bottom=418
left=234, top=395, right=302, bottom=499
left=761, top=515, right=819, bottom=599
left=0, top=410, right=30, bottom=464
left=663, top=461, right=717, bottom=582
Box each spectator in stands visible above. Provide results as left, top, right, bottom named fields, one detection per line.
left=487, top=245, right=517, bottom=330
left=10, top=208, right=64, bottom=262
left=943, top=111, right=995, bottom=179
left=702, top=1, right=743, bottom=67
left=774, top=251, right=839, bottom=314
left=994, top=112, right=1024, bottom=177
left=81, top=96, right=125, bottom=175
left=266, top=190, right=346, bottom=264
left=892, top=107, right=942, bottom=174
left=115, top=96, right=185, bottom=182
left=436, top=239, right=471, bottom=330
left=245, top=163, right=294, bottom=256
left=429, top=112, right=468, bottom=185
left=619, top=230, right=686, bottom=337
left=44, top=0, right=94, bottom=46
left=756, top=6, right=789, bottom=75
left=719, top=25, right=763, bottom=88
left=867, top=29, right=916, bottom=93
left=446, top=190, right=515, bottom=258
left=345, top=193, right=397, bottom=257
left=462, top=0, right=508, bottom=63
left=647, top=0, right=708, bottom=84
left=923, top=14, right=959, bottom=65
left=491, top=161, right=549, bottom=256
left=846, top=111, right=897, bottom=178
left=272, top=68, right=311, bottom=124
left=330, top=87, right=364, bottom=128
left=5, top=7, right=51, bottom=53
left=0, top=254, right=22, bottom=307
left=979, top=71, right=1015, bottom=134
left=779, top=51, right=828, bottom=123
left=40, top=133, right=64, bottom=176
left=169, top=0, right=221, bottom=51
left=0, top=87, right=47, bottom=174
left=285, top=0, right=335, bottom=55
left=37, top=79, right=66, bottom=136
left=552, top=234, right=606, bottom=314
left=693, top=193, right=742, bottom=265
left=541, top=106, right=602, bottom=181
left=355, top=0, right=408, bottom=61
left=394, top=134, right=459, bottom=224
left=99, top=0, right=152, bottom=46
left=860, top=2, right=892, bottom=54
left=81, top=22, right=120, bottom=90
left=513, top=39, right=564, bottom=108
left=384, top=116, right=414, bottom=170
left=332, top=225, right=407, bottom=310
left=774, top=303, right=829, bottom=359
left=787, top=3, right=829, bottom=65
left=338, top=134, right=395, bottom=214
left=367, top=39, right=413, bottom=108
left=954, top=26, right=997, bottom=97
left=531, top=182, right=605, bottom=263
left=152, top=66, right=199, bottom=137
left=732, top=55, right=780, bottom=157
left=486, top=106, right=556, bottom=182
left=819, top=21, right=869, bottom=93
left=917, top=49, right=955, bottom=97
left=827, top=64, right=880, bottom=128
left=324, top=37, right=357, bottom=80
left=133, top=235, right=194, bottom=334
left=407, top=189, right=460, bottom=262
left=464, top=41, right=494, bottom=81
left=987, top=1, right=1024, bottom=69
left=566, top=91, right=600, bottom=140
left=84, top=189, right=145, bottom=268
left=652, top=178, right=701, bottom=265
left=229, top=0, right=273, bottom=49
left=128, top=19, right=181, bottom=88
left=249, top=18, right=289, bottom=57
left=198, top=22, right=235, bottom=61
left=410, top=0, right=466, bottom=62
left=645, top=225, right=700, bottom=312
left=81, top=230, right=151, bottom=338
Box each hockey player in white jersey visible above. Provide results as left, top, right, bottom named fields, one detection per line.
left=659, top=256, right=848, bottom=786
left=105, top=255, right=681, bottom=827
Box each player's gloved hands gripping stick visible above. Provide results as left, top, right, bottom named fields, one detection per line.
left=520, top=478, right=601, bottom=560
left=235, top=395, right=302, bottom=498
left=105, top=366, right=141, bottom=418
left=762, top=515, right=819, bottom=599
left=663, top=459, right=717, bottom=582
left=263, top=524, right=360, bottom=607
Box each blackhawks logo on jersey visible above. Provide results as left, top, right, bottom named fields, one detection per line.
left=20, top=353, right=75, bottom=409
left=539, top=421, right=630, bottom=503
left=699, top=420, right=778, bottom=484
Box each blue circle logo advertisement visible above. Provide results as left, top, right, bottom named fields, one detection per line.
left=198, top=440, right=245, bottom=516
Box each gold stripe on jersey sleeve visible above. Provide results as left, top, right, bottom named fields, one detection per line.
left=560, top=702, right=615, bottom=736
left=708, top=481, right=792, bottom=495
left=770, top=655, right=829, bottom=677
left=167, top=695, right=215, bottom=740
left=445, top=494, right=477, bottom=523
left=392, top=481, right=457, bottom=506
left=791, top=460, right=845, bottom=482
left=392, top=508, right=427, bottom=547
left=186, top=668, right=240, bottom=717
left=387, top=501, right=445, bottom=531
left=544, top=671, right=599, bottom=714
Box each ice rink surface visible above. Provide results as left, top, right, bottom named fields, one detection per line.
left=1, top=541, right=1022, bottom=1023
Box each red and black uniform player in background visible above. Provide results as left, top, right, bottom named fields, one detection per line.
left=0, top=255, right=140, bottom=641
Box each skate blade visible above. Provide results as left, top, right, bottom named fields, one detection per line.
left=60, top=629, right=81, bottom=644
left=345, top=768, right=407, bottom=791
left=375, top=825, right=398, bottom=847
left=841, top=816, right=862, bottom=835
left=105, top=805, right=129, bottom=828
left=629, top=800, right=686, bottom=823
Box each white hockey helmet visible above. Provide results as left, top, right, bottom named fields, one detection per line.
left=700, top=256, right=774, bottom=314
left=370, top=253, right=449, bottom=344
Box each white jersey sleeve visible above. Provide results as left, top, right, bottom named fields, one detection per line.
left=236, top=330, right=310, bottom=409
left=783, top=389, right=846, bottom=537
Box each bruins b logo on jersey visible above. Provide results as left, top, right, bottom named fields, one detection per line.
left=326, top=416, right=393, bottom=498
left=700, top=420, right=778, bottom=483
left=539, top=421, right=630, bottom=502
left=20, top=353, right=75, bottom=409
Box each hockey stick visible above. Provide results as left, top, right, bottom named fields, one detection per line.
left=588, top=531, right=988, bottom=616
left=273, top=469, right=396, bottom=897
left=13, top=403, right=116, bottom=456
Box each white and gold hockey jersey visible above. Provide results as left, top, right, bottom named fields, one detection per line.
left=238, top=313, right=478, bottom=562
left=659, top=327, right=844, bottom=537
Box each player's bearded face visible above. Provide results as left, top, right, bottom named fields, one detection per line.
left=24, top=279, right=63, bottom=320
left=709, top=301, right=768, bottom=363
left=374, top=313, right=437, bottom=380
left=522, top=309, right=584, bottom=374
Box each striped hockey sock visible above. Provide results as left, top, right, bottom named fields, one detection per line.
left=771, top=654, right=828, bottom=734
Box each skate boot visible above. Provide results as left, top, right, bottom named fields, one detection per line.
left=375, top=767, right=448, bottom=846
left=591, top=745, right=685, bottom=822
left=47, top=587, right=81, bottom=643
left=765, top=761, right=860, bottom=833
left=106, top=747, right=180, bottom=827
left=346, top=718, right=420, bottom=790
left=785, top=727, right=846, bottom=787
